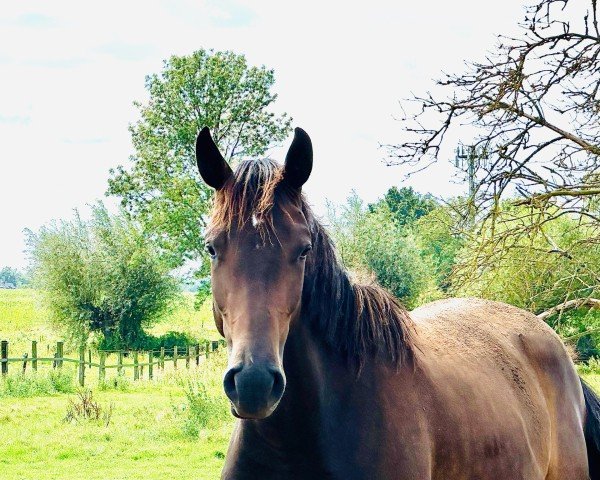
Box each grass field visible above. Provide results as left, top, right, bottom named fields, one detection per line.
left=0, top=381, right=233, bottom=479
left=0, top=288, right=231, bottom=479
left=0, top=289, right=219, bottom=355
left=0, top=352, right=233, bottom=480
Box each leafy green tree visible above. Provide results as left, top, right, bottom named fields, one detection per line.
left=26, top=203, right=179, bottom=348
left=328, top=194, right=440, bottom=308
left=0, top=267, right=28, bottom=288
left=371, top=186, right=437, bottom=227
left=413, top=205, right=463, bottom=292
left=108, top=49, right=292, bottom=273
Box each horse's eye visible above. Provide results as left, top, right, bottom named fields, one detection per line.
left=299, top=244, right=313, bottom=259
left=206, top=244, right=217, bottom=259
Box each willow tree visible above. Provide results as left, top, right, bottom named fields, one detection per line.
left=27, top=204, right=179, bottom=348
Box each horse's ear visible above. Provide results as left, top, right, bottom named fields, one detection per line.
left=195, top=127, right=233, bottom=190
left=283, top=127, right=313, bottom=190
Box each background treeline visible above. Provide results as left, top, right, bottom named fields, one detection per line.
left=328, top=186, right=600, bottom=359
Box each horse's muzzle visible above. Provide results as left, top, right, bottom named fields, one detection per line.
left=223, top=363, right=286, bottom=419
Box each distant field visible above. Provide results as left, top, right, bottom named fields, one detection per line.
left=0, top=289, right=219, bottom=354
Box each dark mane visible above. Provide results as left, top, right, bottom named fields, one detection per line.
left=209, top=158, right=415, bottom=368
left=302, top=207, right=415, bottom=368
left=207, top=158, right=283, bottom=239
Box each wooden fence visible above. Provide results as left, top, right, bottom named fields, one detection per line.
left=0, top=339, right=225, bottom=387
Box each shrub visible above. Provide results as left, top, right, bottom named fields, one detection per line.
left=27, top=203, right=180, bottom=349
left=328, top=194, right=440, bottom=308
left=64, top=390, right=113, bottom=426
left=173, top=350, right=230, bottom=438
left=0, top=369, right=75, bottom=398
left=99, top=373, right=130, bottom=392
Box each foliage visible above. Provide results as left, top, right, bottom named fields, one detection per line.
left=26, top=203, right=180, bottom=349
left=388, top=0, right=600, bottom=304
left=0, top=369, right=75, bottom=398
left=328, top=193, right=440, bottom=308
left=370, top=186, right=437, bottom=227
left=99, top=373, right=130, bottom=392
left=108, top=49, right=292, bottom=272
left=173, top=350, right=230, bottom=438
left=454, top=206, right=600, bottom=311
left=413, top=205, right=463, bottom=292
left=135, top=331, right=202, bottom=354
left=0, top=267, right=28, bottom=288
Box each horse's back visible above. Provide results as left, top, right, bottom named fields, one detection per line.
left=407, top=297, right=587, bottom=480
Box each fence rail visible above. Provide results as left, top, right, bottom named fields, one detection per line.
left=0, top=339, right=225, bottom=386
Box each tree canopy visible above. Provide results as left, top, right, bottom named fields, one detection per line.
left=108, top=49, right=292, bottom=272
left=0, top=267, right=28, bottom=288
left=328, top=193, right=441, bottom=308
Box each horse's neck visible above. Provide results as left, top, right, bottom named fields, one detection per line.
left=227, top=321, right=351, bottom=474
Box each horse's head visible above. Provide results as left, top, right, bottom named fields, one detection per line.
left=196, top=127, right=313, bottom=419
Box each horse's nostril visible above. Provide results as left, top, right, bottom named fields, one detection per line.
left=223, top=364, right=243, bottom=402
left=270, top=368, right=286, bottom=400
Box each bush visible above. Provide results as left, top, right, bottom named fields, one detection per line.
left=64, top=390, right=113, bottom=426
left=27, top=202, right=180, bottom=349
left=146, top=332, right=201, bottom=353
left=173, top=350, right=230, bottom=438
left=98, top=373, right=130, bottom=392
left=328, top=194, right=440, bottom=308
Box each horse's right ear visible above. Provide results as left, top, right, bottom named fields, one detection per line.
left=195, top=127, right=233, bottom=190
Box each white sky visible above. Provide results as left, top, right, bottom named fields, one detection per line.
left=0, top=0, right=526, bottom=270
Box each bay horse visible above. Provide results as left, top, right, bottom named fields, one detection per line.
left=195, top=126, right=600, bottom=479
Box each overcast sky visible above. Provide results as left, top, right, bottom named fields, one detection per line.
left=0, top=0, right=527, bottom=269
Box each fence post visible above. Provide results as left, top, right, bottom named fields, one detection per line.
left=158, top=347, right=165, bottom=370
left=117, top=351, right=123, bottom=376
left=31, top=341, right=38, bottom=372
left=195, top=343, right=201, bottom=366
left=1, top=340, right=8, bottom=376
left=205, top=340, right=210, bottom=359
left=78, top=346, right=85, bottom=387
left=22, top=353, right=28, bottom=374
left=133, top=351, right=139, bottom=380
left=185, top=346, right=191, bottom=369
left=56, top=342, right=64, bottom=369
left=99, top=351, right=106, bottom=384
left=148, top=352, right=153, bottom=380
left=173, top=346, right=178, bottom=369
left=88, top=349, right=92, bottom=368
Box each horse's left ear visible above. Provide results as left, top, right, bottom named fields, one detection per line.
left=283, top=128, right=313, bottom=190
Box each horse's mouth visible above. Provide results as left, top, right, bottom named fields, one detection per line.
left=229, top=399, right=281, bottom=420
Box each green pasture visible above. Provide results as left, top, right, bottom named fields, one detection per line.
left=0, top=375, right=233, bottom=479
left=0, top=289, right=219, bottom=355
